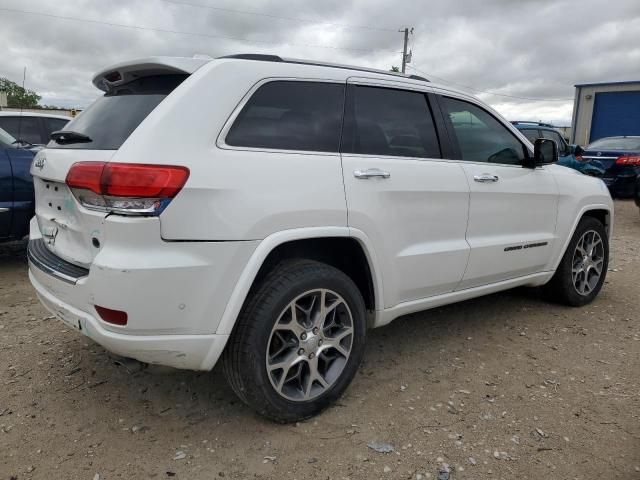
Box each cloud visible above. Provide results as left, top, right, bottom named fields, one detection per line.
left=0, top=0, right=638, bottom=125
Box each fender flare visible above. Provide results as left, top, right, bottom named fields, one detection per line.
left=214, top=226, right=384, bottom=336
left=551, top=203, right=613, bottom=271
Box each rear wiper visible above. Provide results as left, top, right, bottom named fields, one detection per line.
left=12, top=138, right=35, bottom=148
left=50, top=130, right=92, bottom=145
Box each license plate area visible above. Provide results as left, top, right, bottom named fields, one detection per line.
left=34, top=178, right=105, bottom=266
left=40, top=180, right=71, bottom=215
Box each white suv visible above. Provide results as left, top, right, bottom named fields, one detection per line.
left=28, top=54, right=613, bottom=421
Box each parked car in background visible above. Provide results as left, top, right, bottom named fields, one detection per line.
left=0, top=112, right=70, bottom=146
left=27, top=55, right=613, bottom=421
left=635, top=174, right=640, bottom=214
left=581, top=136, right=640, bottom=197
left=0, top=126, right=35, bottom=241
left=512, top=121, right=605, bottom=176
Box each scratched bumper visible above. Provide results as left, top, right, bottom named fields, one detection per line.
left=30, top=268, right=226, bottom=369
left=27, top=216, right=257, bottom=370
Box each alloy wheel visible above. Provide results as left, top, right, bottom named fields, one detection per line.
left=572, top=229, right=605, bottom=296
left=266, top=289, right=354, bottom=402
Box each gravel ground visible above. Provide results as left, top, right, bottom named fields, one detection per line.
left=1, top=200, right=639, bottom=480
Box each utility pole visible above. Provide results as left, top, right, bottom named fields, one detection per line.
left=400, top=27, right=413, bottom=73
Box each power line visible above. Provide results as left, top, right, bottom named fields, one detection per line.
left=159, top=0, right=397, bottom=32
left=408, top=64, right=574, bottom=102
left=0, top=7, right=386, bottom=53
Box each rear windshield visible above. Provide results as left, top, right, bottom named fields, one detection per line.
left=48, top=74, right=187, bottom=150
left=587, top=137, right=640, bottom=151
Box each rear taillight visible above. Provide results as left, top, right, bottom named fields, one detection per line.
left=66, top=162, right=189, bottom=216
left=616, top=156, right=640, bottom=166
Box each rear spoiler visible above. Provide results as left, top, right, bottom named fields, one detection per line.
left=92, top=56, right=212, bottom=92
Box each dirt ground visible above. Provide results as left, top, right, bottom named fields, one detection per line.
left=1, top=200, right=639, bottom=480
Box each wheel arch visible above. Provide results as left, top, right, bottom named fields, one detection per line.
left=215, top=227, right=383, bottom=336
left=581, top=208, right=612, bottom=237
left=551, top=204, right=612, bottom=271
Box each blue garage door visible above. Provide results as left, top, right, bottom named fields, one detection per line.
left=590, top=91, right=640, bottom=142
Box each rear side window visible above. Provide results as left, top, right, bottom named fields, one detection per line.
left=342, top=85, right=441, bottom=158
left=521, top=128, right=541, bottom=143
left=48, top=74, right=187, bottom=150
left=440, top=96, right=526, bottom=165
left=0, top=116, right=42, bottom=144
left=540, top=129, right=568, bottom=154
left=226, top=81, right=345, bottom=152
left=587, top=137, right=640, bottom=150
left=44, top=118, right=69, bottom=136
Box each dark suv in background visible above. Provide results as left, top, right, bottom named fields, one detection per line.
left=512, top=121, right=605, bottom=177
left=0, top=112, right=70, bottom=146
left=0, top=127, right=35, bottom=241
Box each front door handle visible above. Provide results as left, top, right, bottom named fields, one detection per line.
left=0, top=207, right=9, bottom=213
left=473, top=174, right=499, bottom=183
left=353, top=168, right=391, bottom=179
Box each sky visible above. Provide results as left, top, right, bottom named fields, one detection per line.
left=1, top=0, right=639, bottom=126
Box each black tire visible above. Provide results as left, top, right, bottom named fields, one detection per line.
left=544, top=216, right=609, bottom=306
left=222, top=259, right=366, bottom=423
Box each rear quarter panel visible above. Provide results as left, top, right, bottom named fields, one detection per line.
left=112, top=60, right=349, bottom=241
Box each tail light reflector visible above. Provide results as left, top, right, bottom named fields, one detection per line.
left=66, top=162, right=189, bottom=215
left=616, top=156, right=640, bottom=166
left=95, top=305, right=128, bottom=326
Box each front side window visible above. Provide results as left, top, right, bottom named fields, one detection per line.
left=0, top=126, right=16, bottom=147
left=440, top=97, right=526, bottom=165
left=225, top=81, right=345, bottom=152
left=342, top=85, right=441, bottom=158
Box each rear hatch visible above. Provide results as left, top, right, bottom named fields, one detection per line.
left=30, top=58, right=208, bottom=267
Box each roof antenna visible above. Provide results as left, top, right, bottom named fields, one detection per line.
left=16, top=66, right=26, bottom=148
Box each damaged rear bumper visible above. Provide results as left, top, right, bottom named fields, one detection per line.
left=30, top=269, right=228, bottom=370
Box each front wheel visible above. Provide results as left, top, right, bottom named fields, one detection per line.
left=544, top=216, right=609, bottom=306
left=222, top=259, right=366, bottom=422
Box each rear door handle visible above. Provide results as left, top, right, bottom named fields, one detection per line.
left=0, top=207, right=9, bottom=213
left=353, top=168, right=391, bottom=179
left=473, top=174, right=499, bottom=183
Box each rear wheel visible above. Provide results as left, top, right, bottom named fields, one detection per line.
left=222, top=259, right=366, bottom=422
left=544, top=216, right=608, bottom=306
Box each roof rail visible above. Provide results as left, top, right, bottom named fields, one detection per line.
left=219, top=54, right=284, bottom=62
left=511, top=120, right=556, bottom=128
left=218, top=53, right=430, bottom=83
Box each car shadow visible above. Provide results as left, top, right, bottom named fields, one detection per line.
left=64, top=283, right=560, bottom=427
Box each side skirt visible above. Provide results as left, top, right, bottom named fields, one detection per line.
left=372, top=271, right=553, bottom=328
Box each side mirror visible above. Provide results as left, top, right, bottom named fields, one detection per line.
left=533, top=138, right=558, bottom=166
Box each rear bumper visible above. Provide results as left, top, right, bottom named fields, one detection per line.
left=604, top=173, right=638, bottom=197
left=30, top=270, right=228, bottom=370
left=28, top=216, right=258, bottom=370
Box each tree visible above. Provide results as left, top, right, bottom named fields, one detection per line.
left=0, top=77, right=41, bottom=108
left=390, top=66, right=400, bottom=72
